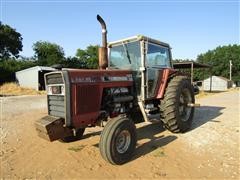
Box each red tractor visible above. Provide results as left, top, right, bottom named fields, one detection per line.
left=35, top=15, right=196, bottom=165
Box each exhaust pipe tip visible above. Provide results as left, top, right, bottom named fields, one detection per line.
left=97, top=14, right=108, bottom=70
left=97, top=14, right=106, bottom=30
left=96, top=14, right=101, bottom=21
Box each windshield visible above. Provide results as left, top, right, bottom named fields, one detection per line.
left=109, top=41, right=141, bottom=70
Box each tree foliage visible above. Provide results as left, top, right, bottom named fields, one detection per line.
left=0, top=58, right=36, bottom=84
left=194, top=44, right=240, bottom=82
left=0, top=22, right=23, bottom=59
left=63, top=56, right=86, bottom=69
left=33, top=41, right=65, bottom=66
left=75, top=45, right=99, bottom=69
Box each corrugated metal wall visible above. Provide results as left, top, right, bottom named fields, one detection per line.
left=16, top=68, right=39, bottom=90
left=203, top=76, right=228, bottom=91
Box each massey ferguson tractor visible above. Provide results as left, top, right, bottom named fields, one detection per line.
left=35, top=15, right=196, bottom=165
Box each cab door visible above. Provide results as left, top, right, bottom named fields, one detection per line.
left=146, top=43, right=171, bottom=99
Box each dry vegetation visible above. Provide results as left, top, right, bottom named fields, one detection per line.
left=195, top=91, right=220, bottom=99
left=196, top=88, right=239, bottom=99
left=0, top=82, right=46, bottom=96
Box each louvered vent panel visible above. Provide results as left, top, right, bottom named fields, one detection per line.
left=48, top=95, right=65, bottom=118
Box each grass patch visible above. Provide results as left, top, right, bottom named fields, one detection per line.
left=68, top=145, right=86, bottom=152
left=152, top=147, right=166, bottom=157
left=0, top=82, right=46, bottom=96
left=195, top=91, right=220, bottom=99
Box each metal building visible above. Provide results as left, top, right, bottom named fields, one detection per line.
left=173, top=61, right=211, bottom=83
left=15, top=66, right=56, bottom=90
left=203, top=76, right=232, bottom=91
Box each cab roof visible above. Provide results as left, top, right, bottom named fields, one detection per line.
left=108, top=35, right=170, bottom=48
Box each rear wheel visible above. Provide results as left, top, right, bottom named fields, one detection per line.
left=160, top=76, right=195, bottom=133
left=60, top=128, right=85, bottom=142
left=99, top=117, right=137, bottom=165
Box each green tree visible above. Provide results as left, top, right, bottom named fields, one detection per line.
left=0, top=22, right=23, bottom=59
left=33, top=41, right=65, bottom=66
left=0, top=58, right=36, bottom=84
left=62, top=56, right=85, bottom=69
left=194, top=44, right=240, bottom=82
left=76, top=45, right=99, bottom=69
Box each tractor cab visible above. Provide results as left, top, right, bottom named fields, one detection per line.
left=108, top=35, right=173, bottom=100
left=108, top=35, right=172, bottom=70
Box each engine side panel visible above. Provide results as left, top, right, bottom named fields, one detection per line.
left=68, top=69, right=133, bottom=128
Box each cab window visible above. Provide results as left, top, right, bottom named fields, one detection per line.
left=146, top=43, right=171, bottom=68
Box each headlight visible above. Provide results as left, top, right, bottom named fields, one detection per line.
left=52, top=86, right=61, bottom=94
left=47, top=85, right=64, bottom=95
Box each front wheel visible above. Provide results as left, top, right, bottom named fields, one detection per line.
left=99, top=117, right=137, bottom=165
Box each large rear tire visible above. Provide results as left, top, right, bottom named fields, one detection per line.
left=99, top=117, right=137, bottom=165
left=160, top=76, right=195, bottom=133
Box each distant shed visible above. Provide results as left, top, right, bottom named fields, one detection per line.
left=173, top=61, right=211, bottom=83
left=203, top=76, right=232, bottom=91
left=173, top=61, right=211, bottom=69
left=15, top=66, right=56, bottom=90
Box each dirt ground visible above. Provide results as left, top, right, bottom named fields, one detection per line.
left=1, top=91, right=239, bottom=179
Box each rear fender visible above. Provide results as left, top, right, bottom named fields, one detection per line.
left=155, top=69, right=183, bottom=99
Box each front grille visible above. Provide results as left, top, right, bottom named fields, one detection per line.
left=46, top=73, right=65, bottom=118
left=46, top=73, right=63, bottom=85
left=48, top=95, right=65, bottom=118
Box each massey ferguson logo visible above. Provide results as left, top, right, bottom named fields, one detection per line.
left=71, top=76, right=101, bottom=83
left=71, top=74, right=133, bottom=83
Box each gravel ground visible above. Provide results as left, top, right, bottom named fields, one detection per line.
left=1, top=95, right=47, bottom=118
left=0, top=90, right=239, bottom=179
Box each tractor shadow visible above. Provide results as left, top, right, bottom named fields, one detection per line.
left=189, top=105, right=225, bottom=131
left=131, top=123, right=177, bottom=161
left=82, top=131, right=101, bottom=140
left=88, top=106, right=224, bottom=162
left=131, top=105, right=225, bottom=161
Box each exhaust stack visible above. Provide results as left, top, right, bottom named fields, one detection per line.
left=97, top=14, right=108, bottom=70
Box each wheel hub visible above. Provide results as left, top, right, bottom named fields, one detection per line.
left=179, top=88, right=192, bottom=122
left=116, top=130, right=131, bottom=154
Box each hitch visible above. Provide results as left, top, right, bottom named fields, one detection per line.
left=187, top=103, right=200, bottom=107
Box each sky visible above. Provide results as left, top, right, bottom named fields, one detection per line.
left=0, top=0, right=239, bottom=60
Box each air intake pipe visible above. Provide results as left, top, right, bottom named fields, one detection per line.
left=97, top=14, right=108, bottom=70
